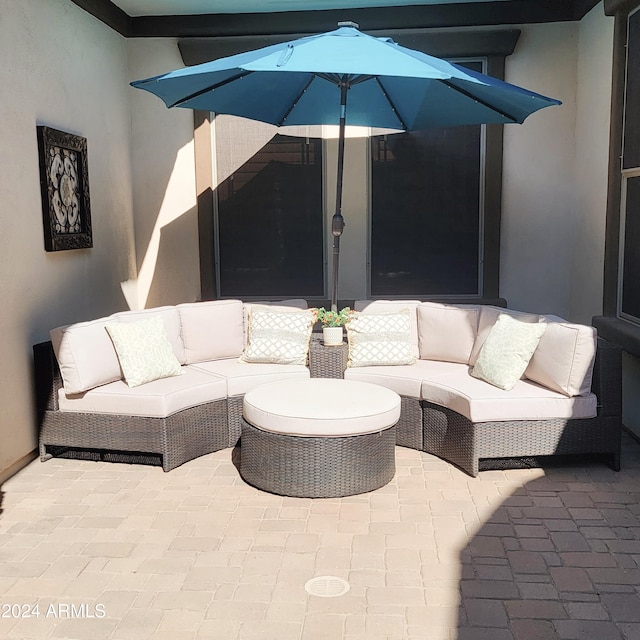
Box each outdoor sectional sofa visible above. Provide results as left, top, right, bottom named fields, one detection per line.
left=33, top=298, right=622, bottom=477
left=343, top=301, right=622, bottom=476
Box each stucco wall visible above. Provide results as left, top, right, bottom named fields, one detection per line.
left=571, top=4, right=614, bottom=323
left=502, top=22, right=579, bottom=317
left=501, top=6, right=613, bottom=320
left=127, top=40, right=201, bottom=310
left=0, top=0, right=136, bottom=478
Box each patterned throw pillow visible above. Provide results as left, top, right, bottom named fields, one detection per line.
left=347, top=309, right=415, bottom=367
left=105, top=316, right=183, bottom=388
left=240, top=307, right=314, bottom=365
left=471, top=314, right=547, bottom=391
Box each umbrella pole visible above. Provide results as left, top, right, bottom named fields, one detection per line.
left=330, top=82, right=348, bottom=312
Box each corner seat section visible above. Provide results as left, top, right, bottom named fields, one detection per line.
left=190, top=358, right=310, bottom=446
left=420, top=373, right=597, bottom=423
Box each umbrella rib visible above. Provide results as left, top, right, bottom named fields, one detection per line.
left=374, top=78, right=408, bottom=130
left=441, top=79, right=519, bottom=123
left=168, top=70, right=254, bottom=108
left=276, top=75, right=316, bottom=127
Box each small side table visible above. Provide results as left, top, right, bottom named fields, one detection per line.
left=309, top=335, right=348, bottom=379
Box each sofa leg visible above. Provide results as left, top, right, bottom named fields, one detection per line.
left=609, top=451, right=621, bottom=472
left=39, top=442, right=52, bottom=462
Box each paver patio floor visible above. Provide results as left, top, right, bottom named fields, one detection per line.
left=1, top=433, right=639, bottom=640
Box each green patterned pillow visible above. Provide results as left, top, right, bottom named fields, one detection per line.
left=347, top=309, right=415, bottom=367
left=471, top=313, right=546, bottom=390
left=240, top=307, right=314, bottom=365
left=105, top=316, right=183, bottom=388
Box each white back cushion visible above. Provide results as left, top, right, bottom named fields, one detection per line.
left=525, top=322, right=597, bottom=397
left=178, top=300, right=245, bottom=364
left=354, top=300, right=421, bottom=358
left=113, top=306, right=186, bottom=364
left=50, top=317, right=121, bottom=394
left=417, top=302, right=479, bottom=364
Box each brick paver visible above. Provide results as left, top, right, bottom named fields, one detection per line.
left=0, top=434, right=639, bottom=639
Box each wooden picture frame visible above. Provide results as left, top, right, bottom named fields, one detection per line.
left=37, top=126, right=92, bottom=251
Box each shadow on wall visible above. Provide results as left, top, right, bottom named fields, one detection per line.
left=144, top=204, right=199, bottom=309
left=456, top=440, right=640, bottom=639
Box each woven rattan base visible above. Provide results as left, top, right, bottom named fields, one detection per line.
left=240, top=419, right=396, bottom=498
left=423, top=401, right=621, bottom=477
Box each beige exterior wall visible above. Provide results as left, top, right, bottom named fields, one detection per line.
left=0, top=0, right=137, bottom=478
left=571, top=4, right=614, bottom=323
left=502, top=6, right=613, bottom=320
left=127, top=39, right=201, bottom=309
left=501, top=21, right=579, bottom=317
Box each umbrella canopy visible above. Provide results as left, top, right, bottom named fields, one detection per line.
left=132, top=22, right=561, bottom=309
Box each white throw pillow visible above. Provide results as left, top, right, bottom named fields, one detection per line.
left=471, top=314, right=546, bottom=391
left=240, top=306, right=314, bottom=365
left=113, top=306, right=186, bottom=364
left=105, top=316, right=183, bottom=388
left=525, top=322, right=597, bottom=396
left=242, top=299, right=308, bottom=343
left=417, top=302, right=479, bottom=364
left=347, top=309, right=416, bottom=367
left=353, top=300, right=421, bottom=358
left=469, top=306, right=540, bottom=366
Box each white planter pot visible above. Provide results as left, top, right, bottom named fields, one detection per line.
left=322, top=326, right=344, bottom=346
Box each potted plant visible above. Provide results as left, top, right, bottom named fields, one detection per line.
left=314, top=307, right=352, bottom=346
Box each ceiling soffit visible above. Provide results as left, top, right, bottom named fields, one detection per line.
left=70, top=0, right=601, bottom=38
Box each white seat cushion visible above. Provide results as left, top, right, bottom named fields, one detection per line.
left=421, top=372, right=597, bottom=423
left=345, top=359, right=468, bottom=398
left=190, top=358, right=309, bottom=397
left=58, top=366, right=227, bottom=418
left=243, top=379, right=401, bottom=437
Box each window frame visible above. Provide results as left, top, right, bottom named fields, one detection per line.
left=594, top=1, right=640, bottom=357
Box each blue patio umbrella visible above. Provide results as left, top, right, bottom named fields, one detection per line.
left=132, top=22, right=560, bottom=310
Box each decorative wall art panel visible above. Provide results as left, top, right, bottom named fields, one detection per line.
left=37, top=126, right=92, bottom=251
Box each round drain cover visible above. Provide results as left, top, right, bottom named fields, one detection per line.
left=304, top=576, right=350, bottom=598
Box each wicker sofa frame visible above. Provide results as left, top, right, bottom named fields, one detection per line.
left=422, top=337, right=622, bottom=477
left=34, top=335, right=622, bottom=477
left=34, top=341, right=229, bottom=472
left=309, top=337, right=623, bottom=477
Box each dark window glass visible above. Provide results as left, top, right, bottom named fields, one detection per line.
left=623, top=10, right=640, bottom=170
left=216, top=134, right=324, bottom=298
left=622, top=176, right=640, bottom=319
left=370, top=62, right=483, bottom=297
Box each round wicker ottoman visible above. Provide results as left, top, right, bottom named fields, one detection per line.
left=240, top=379, right=401, bottom=498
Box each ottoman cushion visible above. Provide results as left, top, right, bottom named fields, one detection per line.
left=243, top=379, right=401, bottom=437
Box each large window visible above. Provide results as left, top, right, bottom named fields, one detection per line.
left=214, top=117, right=324, bottom=298
left=369, top=61, right=484, bottom=298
